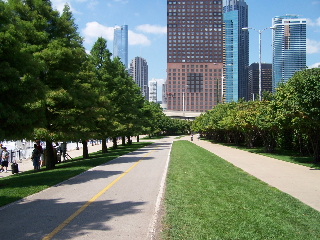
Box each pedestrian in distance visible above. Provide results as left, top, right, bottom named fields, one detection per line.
left=36, top=140, right=44, bottom=167
left=0, top=147, right=9, bottom=173
left=31, top=144, right=41, bottom=171
left=0, top=144, right=3, bottom=171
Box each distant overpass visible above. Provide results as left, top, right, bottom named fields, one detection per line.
left=163, top=110, right=202, bottom=120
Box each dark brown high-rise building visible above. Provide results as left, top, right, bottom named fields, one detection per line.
left=248, top=63, right=272, bottom=101
left=165, top=0, right=224, bottom=112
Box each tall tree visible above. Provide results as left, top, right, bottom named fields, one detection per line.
left=0, top=0, right=45, bottom=140
left=276, top=68, right=320, bottom=161
left=89, top=37, right=114, bottom=153
left=29, top=4, right=88, bottom=168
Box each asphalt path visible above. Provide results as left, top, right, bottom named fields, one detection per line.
left=0, top=137, right=173, bottom=240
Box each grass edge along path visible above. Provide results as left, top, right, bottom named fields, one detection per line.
left=208, top=140, right=320, bottom=170
left=163, top=140, right=320, bottom=240
left=0, top=142, right=152, bottom=208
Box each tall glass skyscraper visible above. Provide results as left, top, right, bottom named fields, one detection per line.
left=113, top=25, right=128, bottom=68
left=272, top=15, right=306, bottom=90
left=223, top=0, right=249, bottom=102
left=166, top=0, right=224, bottom=112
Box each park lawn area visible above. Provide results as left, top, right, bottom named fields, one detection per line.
left=237, top=146, right=320, bottom=169
left=163, top=140, right=320, bottom=240
left=0, top=142, right=151, bottom=208
left=213, top=140, right=320, bottom=170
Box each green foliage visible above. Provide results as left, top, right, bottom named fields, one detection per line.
left=192, top=68, right=320, bottom=161
left=0, top=0, right=193, bottom=170
left=0, top=0, right=45, bottom=139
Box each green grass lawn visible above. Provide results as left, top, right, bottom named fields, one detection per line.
left=237, top=146, right=320, bottom=169
left=0, top=142, right=151, bottom=208
left=208, top=140, right=320, bottom=170
left=163, top=140, right=320, bottom=240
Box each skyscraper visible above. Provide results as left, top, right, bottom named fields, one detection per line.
left=272, top=15, right=306, bottom=90
left=113, top=25, right=128, bottom=68
left=130, top=57, right=149, bottom=99
left=248, top=63, right=272, bottom=101
left=223, top=0, right=249, bottom=102
left=166, top=0, right=224, bottom=112
left=149, top=79, right=158, bottom=103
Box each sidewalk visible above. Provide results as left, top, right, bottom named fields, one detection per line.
left=184, top=136, right=320, bottom=212
left=0, top=142, right=105, bottom=178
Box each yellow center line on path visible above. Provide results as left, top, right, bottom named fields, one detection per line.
left=43, top=149, right=155, bottom=240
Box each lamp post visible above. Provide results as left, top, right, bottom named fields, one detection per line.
left=242, top=27, right=273, bottom=101
left=182, top=90, right=185, bottom=116
left=182, top=85, right=188, bottom=116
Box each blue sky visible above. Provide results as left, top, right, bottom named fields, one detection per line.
left=51, top=0, right=320, bottom=97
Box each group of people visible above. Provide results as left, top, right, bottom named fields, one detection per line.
left=31, top=141, right=44, bottom=171
left=0, top=144, right=9, bottom=173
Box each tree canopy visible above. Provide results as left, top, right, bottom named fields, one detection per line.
left=192, top=68, right=320, bottom=161
left=0, top=0, right=187, bottom=169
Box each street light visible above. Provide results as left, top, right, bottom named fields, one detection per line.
left=182, top=85, right=188, bottom=115
left=242, top=27, right=274, bottom=101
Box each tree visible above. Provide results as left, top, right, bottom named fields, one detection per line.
left=89, top=37, right=114, bottom=153
left=0, top=0, right=45, bottom=140
left=28, top=4, right=88, bottom=169
left=108, top=57, right=145, bottom=148
left=276, top=68, right=320, bottom=161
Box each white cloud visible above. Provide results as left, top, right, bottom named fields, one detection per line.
left=307, top=38, right=320, bottom=54
left=51, top=0, right=72, bottom=13
left=154, top=78, right=165, bottom=85
left=136, top=24, right=167, bottom=35
left=82, top=22, right=151, bottom=47
left=52, top=0, right=99, bottom=13
left=82, top=22, right=115, bottom=45
left=309, top=62, right=320, bottom=68
left=128, top=31, right=151, bottom=46
left=307, top=17, right=320, bottom=27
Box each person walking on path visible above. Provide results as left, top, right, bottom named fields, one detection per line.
left=0, top=147, right=9, bottom=173
left=31, top=144, right=41, bottom=171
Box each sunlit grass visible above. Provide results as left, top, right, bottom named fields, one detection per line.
left=163, top=140, right=320, bottom=239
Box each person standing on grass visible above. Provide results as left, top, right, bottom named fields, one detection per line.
left=36, top=140, right=44, bottom=167
left=0, top=147, right=9, bottom=173
left=31, top=144, right=41, bottom=171
left=0, top=144, right=3, bottom=171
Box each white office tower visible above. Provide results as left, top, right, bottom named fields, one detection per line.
left=149, top=79, right=158, bottom=103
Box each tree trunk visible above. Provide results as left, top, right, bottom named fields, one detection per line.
left=137, top=135, right=140, bottom=142
left=82, top=140, right=89, bottom=159
left=102, top=139, right=108, bottom=153
left=127, top=136, right=132, bottom=145
left=311, top=133, right=320, bottom=163
left=112, top=137, right=118, bottom=149
left=121, top=136, right=125, bottom=146
left=45, top=140, right=55, bottom=169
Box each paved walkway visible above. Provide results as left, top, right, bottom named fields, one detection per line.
left=3, top=137, right=320, bottom=213
left=184, top=136, right=320, bottom=212
left=0, top=137, right=172, bottom=240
